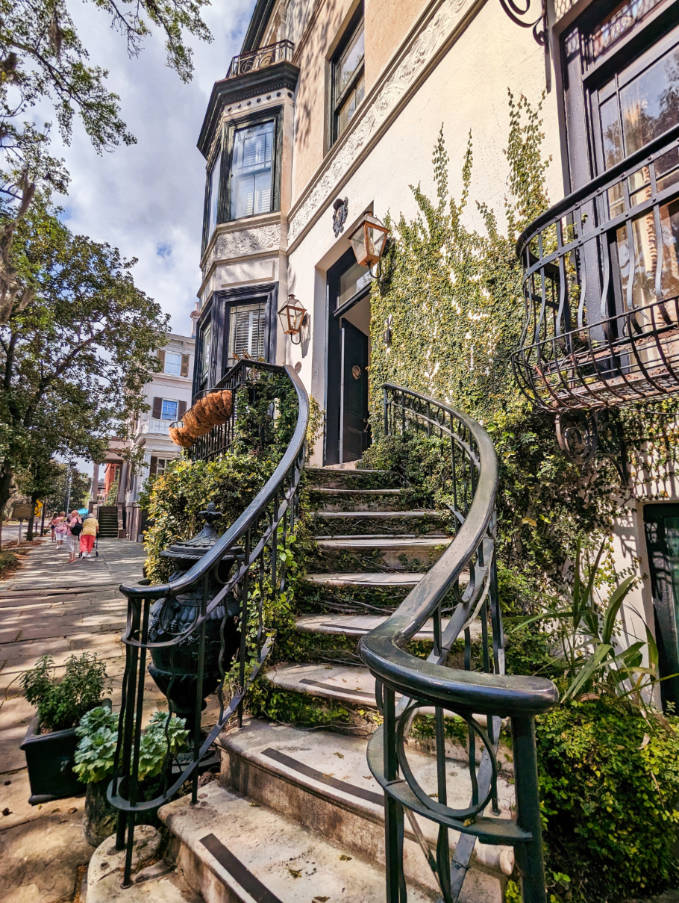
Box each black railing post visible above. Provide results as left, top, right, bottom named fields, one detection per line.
left=383, top=386, right=389, bottom=437
left=382, top=687, right=406, bottom=903
left=511, top=714, right=547, bottom=903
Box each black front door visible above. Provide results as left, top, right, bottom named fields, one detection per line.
left=340, top=320, right=369, bottom=462
left=644, top=503, right=679, bottom=711
left=325, top=249, right=371, bottom=464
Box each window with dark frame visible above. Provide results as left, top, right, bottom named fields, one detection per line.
left=559, top=0, right=679, bottom=317
left=230, top=120, right=275, bottom=219
left=330, top=5, right=364, bottom=146
left=227, top=301, right=268, bottom=366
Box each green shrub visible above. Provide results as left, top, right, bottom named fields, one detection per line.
left=74, top=706, right=188, bottom=785
left=21, top=653, right=109, bottom=732
left=0, top=550, right=18, bottom=575
left=535, top=700, right=679, bottom=902
left=141, top=453, right=272, bottom=582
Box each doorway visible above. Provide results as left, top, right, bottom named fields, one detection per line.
left=325, top=249, right=371, bottom=464
left=644, top=503, right=679, bottom=712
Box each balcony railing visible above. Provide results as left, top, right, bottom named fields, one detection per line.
left=513, top=123, right=679, bottom=414
left=226, top=40, right=294, bottom=79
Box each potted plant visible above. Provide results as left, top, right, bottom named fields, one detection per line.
left=20, top=653, right=109, bottom=804
left=74, top=706, right=189, bottom=845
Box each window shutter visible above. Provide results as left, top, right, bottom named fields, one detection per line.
left=178, top=400, right=187, bottom=418
left=157, top=350, right=165, bottom=370
left=180, top=354, right=190, bottom=377
left=152, top=397, right=162, bottom=418
left=149, top=456, right=157, bottom=477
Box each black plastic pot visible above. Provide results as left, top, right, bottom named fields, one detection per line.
left=20, top=717, right=85, bottom=804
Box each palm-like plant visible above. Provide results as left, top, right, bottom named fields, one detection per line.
left=519, top=538, right=661, bottom=706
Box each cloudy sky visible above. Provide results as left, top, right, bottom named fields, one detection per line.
left=54, top=0, right=256, bottom=335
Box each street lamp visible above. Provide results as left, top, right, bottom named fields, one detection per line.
left=278, top=294, right=308, bottom=345
left=348, top=212, right=390, bottom=276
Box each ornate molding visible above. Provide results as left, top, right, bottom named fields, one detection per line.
left=287, top=0, right=482, bottom=249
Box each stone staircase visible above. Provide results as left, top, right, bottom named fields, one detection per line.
left=97, top=505, right=120, bottom=538
left=121, top=465, right=514, bottom=903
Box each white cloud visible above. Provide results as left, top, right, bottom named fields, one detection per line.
left=51, top=0, right=256, bottom=334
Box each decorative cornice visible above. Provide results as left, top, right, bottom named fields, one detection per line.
left=198, top=217, right=283, bottom=298
left=197, top=61, right=299, bottom=157
left=287, top=0, right=482, bottom=251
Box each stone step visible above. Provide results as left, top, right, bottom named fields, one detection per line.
left=296, top=613, right=473, bottom=645
left=218, top=720, right=513, bottom=902
left=305, top=466, right=396, bottom=490
left=160, top=781, right=435, bottom=903
left=266, top=662, right=378, bottom=710
left=310, top=535, right=451, bottom=573
left=298, top=571, right=421, bottom=614
left=313, top=509, right=451, bottom=537
left=309, top=486, right=408, bottom=512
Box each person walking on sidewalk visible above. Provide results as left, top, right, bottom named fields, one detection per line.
left=79, top=513, right=99, bottom=558
left=66, top=510, right=82, bottom=563
left=49, top=513, right=59, bottom=542
left=54, top=512, right=68, bottom=548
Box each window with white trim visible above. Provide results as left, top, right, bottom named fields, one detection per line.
left=164, top=351, right=182, bottom=375
left=161, top=399, right=179, bottom=421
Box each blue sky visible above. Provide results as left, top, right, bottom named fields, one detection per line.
left=52, top=0, right=255, bottom=335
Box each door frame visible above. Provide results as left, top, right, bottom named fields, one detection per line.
left=324, top=249, right=370, bottom=464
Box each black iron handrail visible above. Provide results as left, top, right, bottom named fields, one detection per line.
left=226, top=39, right=294, bottom=78
left=110, top=359, right=309, bottom=886
left=513, top=122, right=679, bottom=414
left=360, top=384, right=558, bottom=903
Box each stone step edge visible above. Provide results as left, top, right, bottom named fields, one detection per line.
left=315, top=535, right=450, bottom=545
left=161, top=782, right=431, bottom=903
left=312, top=510, right=449, bottom=519
left=217, top=722, right=514, bottom=880
left=303, top=571, right=423, bottom=586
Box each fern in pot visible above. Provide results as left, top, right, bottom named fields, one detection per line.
left=20, top=653, right=109, bottom=804
left=74, top=706, right=188, bottom=846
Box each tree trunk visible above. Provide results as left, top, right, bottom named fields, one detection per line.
left=0, top=465, right=13, bottom=550
left=26, top=492, right=39, bottom=540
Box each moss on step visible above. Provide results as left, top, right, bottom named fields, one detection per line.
left=248, top=682, right=379, bottom=735
left=310, top=544, right=445, bottom=573
left=312, top=511, right=451, bottom=537
left=296, top=578, right=412, bottom=615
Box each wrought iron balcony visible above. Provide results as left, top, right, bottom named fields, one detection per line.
left=226, top=40, right=294, bottom=79
left=513, top=123, right=679, bottom=414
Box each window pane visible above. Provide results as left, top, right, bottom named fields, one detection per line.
left=208, top=157, right=220, bottom=234
left=616, top=198, right=679, bottom=312
left=588, top=0, right=663, bottom=62
left=339, top=261, right=371, bottom=307
left=200, top=323, right=211, bottom=381
left=336, top=24, right=364, bottom=96
left=601, top=42, right=679, bottom=168
left=337, top=73, right=365, bottom=136
left=230, top=121, right=274, bottom=219
left=228, top=303, right=267, bottom=364
left=164, top=351, right=181, bottom=375
left=161, top=400, right=179, bottom=421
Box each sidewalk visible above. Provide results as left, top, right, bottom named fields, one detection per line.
left=0, top=538, right=146, bottom=903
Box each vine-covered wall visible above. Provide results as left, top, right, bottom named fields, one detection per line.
left=367, top=92, right=621, bottom=587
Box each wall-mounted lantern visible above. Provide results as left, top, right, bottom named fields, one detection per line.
left=278, top=294, right=308, bottom=345
left=348, top=212, right=390, bottom=277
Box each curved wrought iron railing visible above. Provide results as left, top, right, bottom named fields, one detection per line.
left=226, top=39, right=294, bottom=78
left=360, top=384, right=558, bottom=903
left=513, top=122, right=679, bottom=413
left=110, top=360, right=308, bottom=886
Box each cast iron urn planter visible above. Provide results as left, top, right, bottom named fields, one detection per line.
left=147, top=503, right=240, bottom=725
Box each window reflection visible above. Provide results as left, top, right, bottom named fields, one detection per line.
left=616, top=199, right=679, bottom=317
left=230, top=120, right=275, bottom=220
left=601, top=42, right=679, bottom=169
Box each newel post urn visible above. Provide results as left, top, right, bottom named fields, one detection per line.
left=147, top=503, right=240, bottom=724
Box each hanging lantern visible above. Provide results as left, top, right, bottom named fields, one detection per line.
left=348, top=213, right=390, bottom=268
left=278, top=294, right=308, bottom=344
